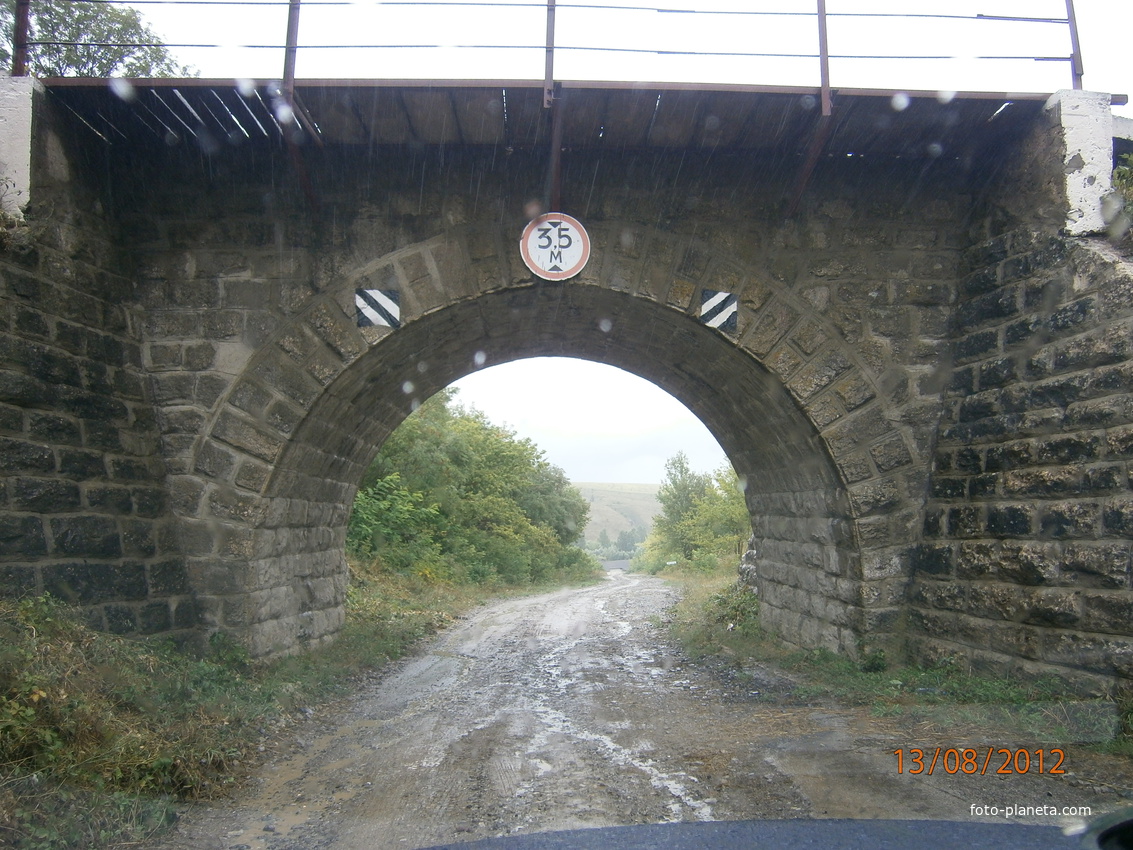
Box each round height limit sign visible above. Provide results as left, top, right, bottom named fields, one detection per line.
left=520, top=212, right=591, bottom=280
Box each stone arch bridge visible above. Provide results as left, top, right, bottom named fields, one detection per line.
left=2, top=77, right=1133, bottom=693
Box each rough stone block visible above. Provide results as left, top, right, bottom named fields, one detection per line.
left=1003, top=467, right=1082, bottom=498
left=911, top=543, right=953, bottom=576
left=147, top=558, right=188, bottom=595
left=997, top=542, right=1060, bottom=585
left=1022, top=588, right=1081, bottom=628
left=172, top=598, right=199, bottom=629
left=823, top=406, right=891, bottom=456
left=1039, top=501, right=1099, bottom=539
left=234, top=459, right=269, bottom=492
left=13, top=477, right=81, bottom=512
left=138, top=602, right=172, bottom=634
left=953, top=329, right=998, bottom=364
left=787, top=350, right=852, bottom=400
left=869, top=434, right=912, bottom=472
left=746, top=301, right=798, bottom=356
left=195, top=374, right=230, bottom=408
left=213, top=412, right=284, bottom=463
left=229, top=380, right=273, bottom=417
left=42, top=562, right=117, bottom=604
left=931, top=476, right=965, bottom=499
left=48, top=514, right=119, bottom=560
left=947, top=506, right=981, bottom=537
left=1102, top=500, right=1133, bottom=537
left=1079, top=592, right=1133, bottom=636
left=121, top=520, right=156, bottom=557
left=986, top=504, right=1034, bottom=537
left=0, top=515, right=47, bottom=556
left=1036, top=434, right=1102, bottom=464
left=104, top=605, right=137, bottom=635
left=0, top=437, right=54, bottom=474
left=955, top=542, right=996, bottom=578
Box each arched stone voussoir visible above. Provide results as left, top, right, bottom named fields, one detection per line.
left=182, top=229, right=938, bottom=658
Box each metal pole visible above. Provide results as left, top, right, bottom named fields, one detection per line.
left=816, top=0, right=832, bottom=115
left=283, top=0, right=302, bottom=103
left=1064, top=0, right=1083, bottom=90
left=544, top=0, right=556, bottom=108
left=549, top=86, right=563, bottom=212
left=12, top=0, right=30, bottom=76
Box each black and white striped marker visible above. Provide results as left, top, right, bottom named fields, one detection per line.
left=700, top=289, right=737, bottom=333
left=355, top=289, right=401, bottom=329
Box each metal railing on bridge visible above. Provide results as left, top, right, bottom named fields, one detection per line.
left=10, top=0, right=1088, bottom=113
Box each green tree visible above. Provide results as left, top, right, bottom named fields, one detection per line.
left=349, top=390, right=594, bottom=586
left=634, top=457, right=748, bottom=574
left=2, top=0, right=191, bottom=76
left=653, top=451, right=711, bottom=558
left=681, top=466, right=750, bottom=558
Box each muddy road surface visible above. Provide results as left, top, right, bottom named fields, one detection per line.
left=153, top=572, right=1130, bottom=850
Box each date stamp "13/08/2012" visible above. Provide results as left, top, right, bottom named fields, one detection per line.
left=892, top=747, right=1067, bottom=776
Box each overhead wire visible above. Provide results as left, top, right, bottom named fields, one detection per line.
left=25, top=1, right=1078, bottom=79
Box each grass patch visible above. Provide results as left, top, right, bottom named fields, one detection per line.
left=662, top=572, right=1128, bottom=747
left=0, top=557, right=602, bottom=849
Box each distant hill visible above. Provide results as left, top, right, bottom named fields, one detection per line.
left=573, top=482, right=660, bottom=544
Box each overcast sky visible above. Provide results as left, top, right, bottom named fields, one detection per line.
left=450, top=359, right=728, bottom=484
left=124, top=0, right=1132, bottom=484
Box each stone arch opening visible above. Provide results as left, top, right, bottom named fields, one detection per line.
left=181, top=228, right=918, bottom=657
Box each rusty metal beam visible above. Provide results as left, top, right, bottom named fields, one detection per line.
left=544, top=0, right=556, bottom=109
left=547, top=85, right=564, bottom=212
left=12, top=0, right=30, bottom=76
left=817, top=0, right=832, bottom=116
left=282, top=0, right=302, bottom=103
left=785, top=110, right=837, bottom=219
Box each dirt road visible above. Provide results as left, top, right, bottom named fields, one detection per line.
left=153, top=572, right=1131, bottom=850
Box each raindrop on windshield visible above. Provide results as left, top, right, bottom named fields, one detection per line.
left=936, top=91, right=957, bottom=104
left=473, top=351, right=487, bottom=367
left=416, top=361, right=429, bottom=373
left=401, top=380, right=415, bottom=394
left=109, top=78, right=135, bottom=101
left=598, top=318, right=613, bottom=333
left=891, top=93, right=910, bottom=112
left=927, top=142, right=944, bottom=158
left=235, top=79, right=257, bottom=98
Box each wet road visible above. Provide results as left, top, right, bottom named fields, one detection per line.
left=152, top=572, right=1126, bottom=850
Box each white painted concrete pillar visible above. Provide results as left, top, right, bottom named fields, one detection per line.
left=1116, top=114, right=1133, bottom=144
left=0, top=76, right=41, bottom=220
left=1045, top=89, right=1115, bottom=236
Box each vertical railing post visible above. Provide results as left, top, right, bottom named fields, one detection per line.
left=282, top=0, right=302, bottom=103
left=1064, top=0, right=1084, bottom=90
left=12, top=0, right=31, bottom=76
left=544, top=0, right=556, bottom=109
left=544, top=0, right=561, bottom=212
left=816, top=0, right=832, bottom=115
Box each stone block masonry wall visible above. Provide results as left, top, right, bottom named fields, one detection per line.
left=0, top=93, right=193, bottom=638
left=912, top=232, right=1133, bottom=693
left=116, top=144, right=973, bottom=658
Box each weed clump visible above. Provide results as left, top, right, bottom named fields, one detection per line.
left=0, top=559, right=596, bottom=848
